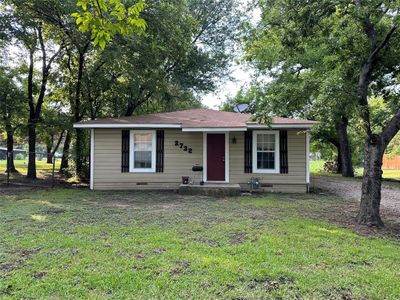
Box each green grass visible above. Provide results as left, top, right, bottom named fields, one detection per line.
left=0, top=160, right=62, bottom=185
left=0, top=160, right=60, bottom=175
left=310, top=160, right=400, bottom=179
left=1, top=189, right=400, bottom=299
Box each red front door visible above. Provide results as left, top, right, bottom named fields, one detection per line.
left=207, top=134, right=225, bottom=181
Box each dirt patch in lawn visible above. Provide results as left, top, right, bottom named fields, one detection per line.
left=0, top=248, right=41, bottom=275
left=33, top=271, right=47, bottom=279
left=170, top=260, right=191, bottom=276
left=0, top=262, right=18, bottom=272
left=229, top=232, right=248, bottom=244
left=192, top=237, right=221, bottom=247
left=43, top=207, right=65, bottom=215
left=306, top=191, right=400, bottom=238
left=248, top=276, right=294, bottom=292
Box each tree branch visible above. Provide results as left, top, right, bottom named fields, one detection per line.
left=381, top=108, right=400, bottom=150
left=368, top=25, right=397, bottom=64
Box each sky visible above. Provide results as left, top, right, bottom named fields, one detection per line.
left=201, top=63, right=255, bottom=109
left=201, top=3, right=261, bottom=109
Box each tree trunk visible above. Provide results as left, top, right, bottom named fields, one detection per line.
left=336, top=116, right=354, bottom=177
left=27, top=122, right=37, bottom=179
left=336, top=145, right=342, bottom=174
left=357, top=135, right=384, bottom=227
left=74, top=52, right=85, bottom=179
left=46, top=131, right=64, bottom=164
left=60, top=130, right=71, bottom=173
left=46, top=140, right=53, bottom=164
left=75, top=128, right=85, bottom=178
left=5, top=125, right=17, bottom=173
left=46, top=149, right=53, bottom=163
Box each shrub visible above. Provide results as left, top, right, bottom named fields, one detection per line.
left=15, top=153, right=25, bottom=160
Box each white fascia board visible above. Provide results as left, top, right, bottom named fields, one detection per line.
left=182, top=127, right=247, bottom=132
left=73, top=123, right=182, bottom=129
left=90, top=129, right=94, bottom=190
left=247, top=124, right=314, bottom=129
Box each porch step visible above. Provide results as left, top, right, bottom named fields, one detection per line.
left=178, top=183, right=241, bottom=197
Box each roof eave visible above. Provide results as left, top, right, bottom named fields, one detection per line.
left=181, top=127, right=247, bottom=132
left=73, top=123, right=316, bottom=130
left=247, top=124, right=316, bottom=129
left=73, top=123, right=182, bottom=129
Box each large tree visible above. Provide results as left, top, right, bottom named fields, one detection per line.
left=99, top=0, right=243, bottom=117
left=245, top=0, right=400, bottom=226
left=1, top=0, right=244, bottom=180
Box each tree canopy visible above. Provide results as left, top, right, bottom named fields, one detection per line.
left=0, top=0, right=242, bottom=178
left=238, top=0, right=400, bottom=226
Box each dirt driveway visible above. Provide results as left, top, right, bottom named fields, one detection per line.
left=311, top=176, right=400, bottom=214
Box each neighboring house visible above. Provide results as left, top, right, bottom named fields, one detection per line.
left=74, top=109, right=318, bottom=192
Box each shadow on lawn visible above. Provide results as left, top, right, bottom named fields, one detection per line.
left=306, top=188, right=400, bottom=239
left=2, top=185, right=400, bottom=239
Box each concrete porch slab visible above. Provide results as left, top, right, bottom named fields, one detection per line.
left=178, top=183, right=241, bottom=197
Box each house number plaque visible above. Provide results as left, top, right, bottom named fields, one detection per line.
left=174, top=140, right=193, bottom=153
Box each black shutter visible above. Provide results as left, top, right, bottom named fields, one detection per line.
left=156, top=130, right=164, bottom=173
left=244, top=130, right=253, bottom=173
left=121, top=130, right=130, bottom=173
left=280, top=130, right=288, bottom=174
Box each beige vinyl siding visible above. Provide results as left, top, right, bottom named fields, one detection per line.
left=93, top=128, right=307, bottom=192
left=93, top=129, right=203, bottom=190
left=228, top=130, right=307, bottom=193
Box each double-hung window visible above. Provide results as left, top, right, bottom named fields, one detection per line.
left=130, top=130, right=156, bottom=172
left=252, top=131, right=280, bottom=173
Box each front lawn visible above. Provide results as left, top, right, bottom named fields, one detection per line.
left=1, top=189, right=399, bottom=299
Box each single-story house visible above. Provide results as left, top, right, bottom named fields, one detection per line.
left=74, top=108, right=318, bottom=192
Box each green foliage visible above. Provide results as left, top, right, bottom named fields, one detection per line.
left=90, top=0, right=242, bottom=117
left=220, top=85, right=258, bottom=112
left=241, top=0, right=400, bottom=175
left=387, top=133, right=400, bottom=156
left=14, top=153, right=25, bottom=160
left=72, top=0, right=147, bottom=48
left=1, top=0, right=243, bottom=177
left=0, top=65, right=25, bottom=132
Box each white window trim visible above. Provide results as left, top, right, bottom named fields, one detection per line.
left=129, top=130, right=156, bottom=173
left=252, top=130, right=280, bottom=174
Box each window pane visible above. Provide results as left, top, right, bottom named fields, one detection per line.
left=257, top=152, right=275, bottom=169
left=265, top=141, right=275, bottom=151
left=133, top=133, right=153, bottom=169
left=134, top=133, right=151, bottom=143
left=257, top=134, right=275, bottom=151
left=134, top=142, right=152, bottom=151
left=134, top=151, right=152, bottom=168
left=257, top=134, right=266, bottom=143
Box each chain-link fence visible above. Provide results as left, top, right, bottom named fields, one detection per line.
left=0, top=150, right=65, bottom=187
